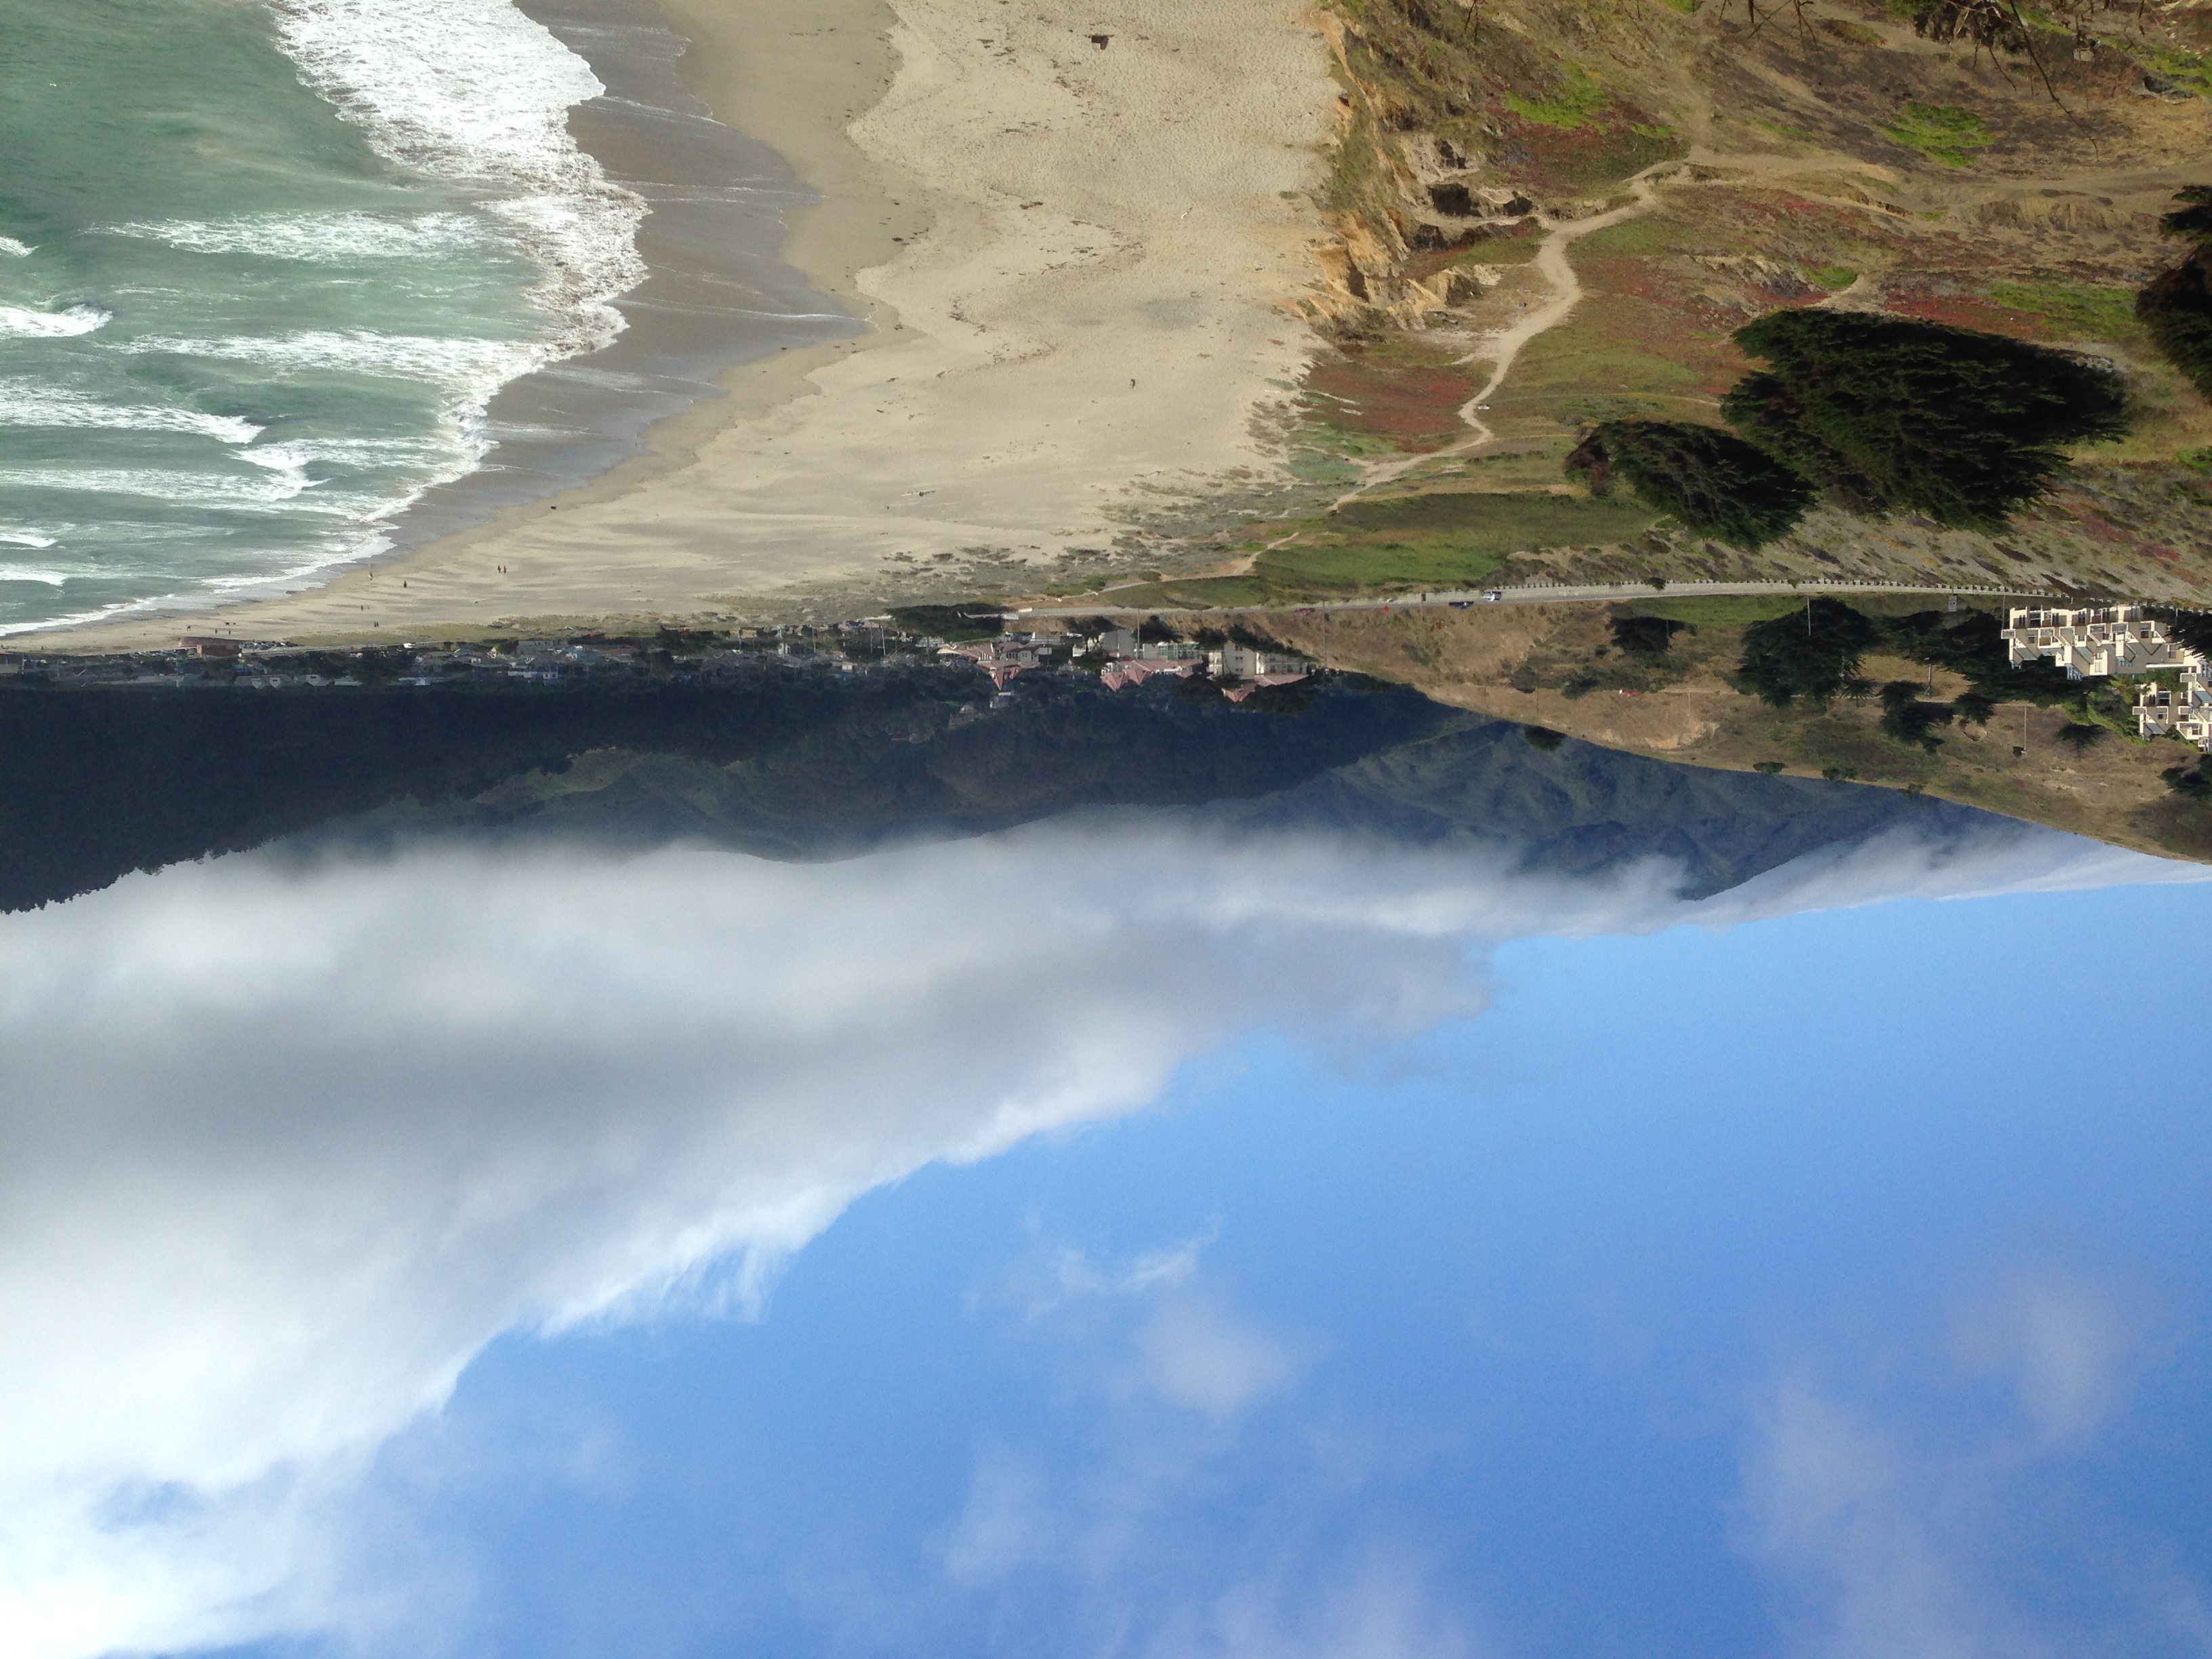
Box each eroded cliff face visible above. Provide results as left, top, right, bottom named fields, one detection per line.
left=1266, top=0, right=2212, bottom=607
left=1308, top=0, right=2209, bottom=328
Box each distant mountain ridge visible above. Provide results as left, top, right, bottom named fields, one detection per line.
left=2, top=670, right=1994, bottom=913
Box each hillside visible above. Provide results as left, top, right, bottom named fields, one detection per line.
left=0, top=667, right=1984, bottom=911
left=1252, top=594, right=2212, bottom=863
left=1063, top=0, right=2212, bottom=609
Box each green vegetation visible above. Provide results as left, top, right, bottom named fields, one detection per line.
left=1629, top=595, right=1805, bottom=627
left=1723, top=309, right=2129, bottom=531
left=1566, top=419, right=1814, bottom=548
left=1728, top=600, right=2139, bottom=751
left=2131, top=41, right=2212, bottom=99
left=2138, top=188, right=2212, bottom=401
left=2166, top=760, right=2212, bottom=800
left=886, top=605, right=1004, bottom=641
left=1881, top=102, right=1994, bottom=167
left=1879, top=680, right=1956, bottom=752
left=1506, top=62, right=1607, bottom=130
left=1734, top=598, right=1879, bottom=708
left=2163, top=186, right=2212, bottom=250
left=1252, top=491, right=1658, bottom=598
left=1820, top=18, right=1886, bottom=46
left=1988, top=281, right=2137, bottom=339
left=1610, top=615, right=1686, bottom=658
left=1522, top=724, right=1566, bottom=752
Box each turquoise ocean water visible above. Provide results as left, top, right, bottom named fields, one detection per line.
left=0, top=0, right=663, bottom=636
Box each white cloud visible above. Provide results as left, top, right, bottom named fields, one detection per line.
left=1950, top=1271, right=2150, bottom=1448
left=0, top=813, right=2192, bottom=1658
left=1012, top=1227, right=1214, bottom=1321
left=1148, top=1549, right=1490, bottom=1659
left=1132, top=1293, right=1309, bottom=1421
left=1739, top=1376, right=1998, bottom=1659
left=1738, top=1271, right=2207, bottom=1659
left=941, top=1450, right=1057, bottom=1588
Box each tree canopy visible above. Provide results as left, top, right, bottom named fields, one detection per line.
left=1565, top=419, right=1813, bottom=548
left=2140, top=188, right=2212, bottom=401
left=2160, top=185, right=2212, bottom=251
left=1733, top=598, right=1880, bottom=708
left=1723, top=309, right=2128, bottom=531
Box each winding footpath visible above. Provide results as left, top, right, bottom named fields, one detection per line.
left=1347, top=159, right=1683, bottom=499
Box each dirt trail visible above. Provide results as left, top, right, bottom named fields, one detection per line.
left=1343, top=161, right=1683, bottom=502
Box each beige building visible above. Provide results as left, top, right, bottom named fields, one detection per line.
left=1207, top=642, right=1312, bottom=681
left=2136, top=666, right=2212, bottom=747
left=2001, top=605, right=2211, bottom=750
left=2001, top=605, right=2196, bottom=678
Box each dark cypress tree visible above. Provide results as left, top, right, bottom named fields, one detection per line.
left=1725, top=309, right=2128, bottom=531
left=1565, top=419, right=1814, bottom=548
left=2139, top=188, right=2212, bottom=401
left=1718, top=373, right=1885, bottom=516
left=1733, top=598, right=1881, bottom=709
left=2159, top=185, right=2212, bottom=250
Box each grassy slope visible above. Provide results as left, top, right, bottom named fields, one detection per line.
left=1250, top=598, right=2212, bottom=864
left=1044, top=0, right=2212, bottom=613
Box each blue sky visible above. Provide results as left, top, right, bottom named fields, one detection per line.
left=1, top=813, right=2203, bottom=1658
left=273, top=877, right=2212, bottom=1659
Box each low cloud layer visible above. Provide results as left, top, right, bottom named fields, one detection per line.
left=1738, top=1267, right=2204, bottom=1659
left=0, top=813, right=2195, bottom=1658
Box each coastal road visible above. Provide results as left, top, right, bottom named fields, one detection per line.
left=1015, top=577, right=2063, bottom=623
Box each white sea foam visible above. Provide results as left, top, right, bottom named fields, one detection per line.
left=0, top=531, right=59, bottom=550
left=0, top=383, right=262, bottom=446
left=266, top=0, right=647, bottom=360
left=98, top=211, right=495, bottom=264
left=0, top=306, right=110, bottom=338
left=0, top=567, right=70, bottom=586
left=0, top=467, right=343, bottom=512
left=0, top=238, right=33, bottom=258
left=126, top=330, right=544, bottom=402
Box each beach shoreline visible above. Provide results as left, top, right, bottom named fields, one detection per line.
left=23, top=0, right=1336, bottom=653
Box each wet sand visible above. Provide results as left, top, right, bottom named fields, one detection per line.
left=31, top=0, right=1335, bottom=649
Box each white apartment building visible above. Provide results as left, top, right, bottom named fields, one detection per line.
left=2001, top=605, right=2196, bottom=678
left=1207, top=642, right=1312, bottom=680
left=2001, top=605, right=2212, bottom=748
left=2137, top=668, right=2212, bottom=747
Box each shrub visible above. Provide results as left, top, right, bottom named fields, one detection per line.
left=1522, top=725, right=1565, bottom=752
left=2160, top=186, right=2212, bottom=251
left=2055, top=721, right=2106, bottom=752
left=1879, top=680, right=1954, bottom=752
left=1725, top=309, right=2129, bottom=531
left=1881, top=101, right=1994, bottom=169
left=887, top=605, right=1002, bottom=642
left=1565, top=419, right=1814, bottom=548
left=2164, top=761, right=2212, bottom=800
left=2139, top=250, right=2212, bottom=401
left=1734, top=598, right=1881, bottom=708
left=1954, top=689, right=1998, bottom=726
left=1610, top=615, right=1686, bottom=657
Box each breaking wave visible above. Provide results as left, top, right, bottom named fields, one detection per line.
left=0, top=382, right=263, bottom=446
left=266, top=0, right=647, bottom=360
left=96, top=211, right=498, bottom=264
left=0, top=305, right=110, bottom=338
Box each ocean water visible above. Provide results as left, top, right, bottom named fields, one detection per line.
left=0, top=0, right=848, bottom=638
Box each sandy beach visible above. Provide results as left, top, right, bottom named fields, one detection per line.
left=31, top=0, right=1335, bottom=650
